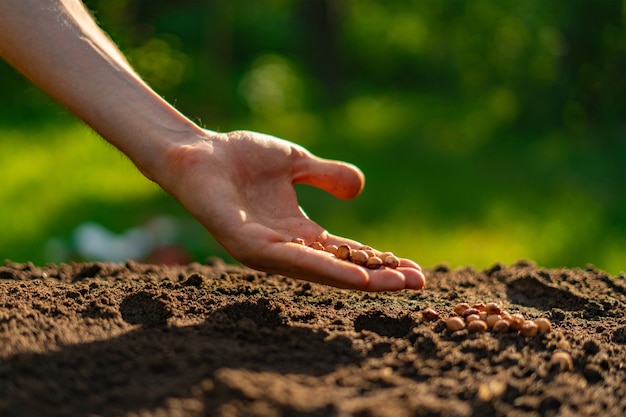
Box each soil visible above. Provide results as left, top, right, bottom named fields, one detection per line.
left=1, top=258, right=626, bottom=417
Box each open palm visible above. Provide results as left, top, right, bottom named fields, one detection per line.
left=163, top=130, right=425, bottom=291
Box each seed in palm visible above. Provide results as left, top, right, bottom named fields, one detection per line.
left=383, top=255, right=400, bottom=269
left=350, top=250, right=368, bottom=266
left=365, top=256, right=383, bottom=269
left=335, top=244, right=352, bottom=260
left=308, top=241, right=325, bottom=251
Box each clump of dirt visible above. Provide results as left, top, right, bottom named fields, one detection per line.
left=1, top=258, right=625, bottom=416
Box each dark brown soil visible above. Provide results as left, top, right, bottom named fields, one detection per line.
left=1, top=258, right=626, bottom=417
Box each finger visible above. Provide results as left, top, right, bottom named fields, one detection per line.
left=399, top=257, right=423, bottom=271
left=267, top=243, right=425, bottom=292
left=398, top=267, right=426, bottom=290
left=320, top=234, right=364, bottom=248
left=263, top=242, right=370, bottom=289
left=292, top=155, right=365, bottom=200
left=360, top=268, right=408, bottom=292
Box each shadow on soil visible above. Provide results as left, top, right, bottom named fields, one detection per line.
left=0, top=301, right=361, bottom=417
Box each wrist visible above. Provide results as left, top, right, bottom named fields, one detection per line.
left=118, top=110, right=218, bottom=185
left=140, top=125, right=226, bottom=197
left=78, top=74, right=212, bottom=184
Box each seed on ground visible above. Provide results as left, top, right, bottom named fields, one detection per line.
left=492, top=319, right=510, bottom=333
left=485, top=302, right=501, bottom=315
left=446, top=316, right=466, bottom=332
left=520, top=320, right=539, bottom=337
left=308, top=241, right=325, bottom=251
left=534, top=318, right=552, bottom=333
left=508, top=313, right=525, bottom=331
left=465, top=314, right=481, bottom=323
left=453, top=303, right=471, bottom=316
left=440, top=302, right=552, bottom=339
left=472, top=302, right=486, bottom=312
left=463, top=308, right=480, bottom=319
left=485, top=314, right=501, bottom=328
left=550, top=351, right=574, bottom=372
left=556, top=339, right=571, bottom=351
left=422, top=308, right=440, bottom=321
left=468, top=320, right=488, bottom=333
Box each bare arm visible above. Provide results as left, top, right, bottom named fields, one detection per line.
left=0, top=0, right=199, bottom=179
left=0, top=0, right=426, bottom=291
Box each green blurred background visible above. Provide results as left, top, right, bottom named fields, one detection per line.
left=1, top=0, right=625, bottom=275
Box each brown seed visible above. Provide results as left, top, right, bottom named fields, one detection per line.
left=477, top=380, right=506, bottom=402
left=485, top=314, right=501, bottom=328
left=508, top=313, right=525, bottom=331
left=383, top=255, right=400, bottom=269
left=422, top=308, right=440, bottom=321
left=550, top=351, right=574, bottom=372
left=472, top=303, right=486, bottom=312
left=446, top=316, right=466, bottom=332
left=556, top=339, right=571, bottom=351
left=468, top=320, right=488, bottom=333
left=463, top=308, right=480, bottom=319
left=380, top=251, right=395, bottom=259
left=308, top=241, right=325, bottom=251
left=453, top=303, right=471, bottom=316
left=363, top=250, right=377, bottom=258
left=492, top=319, right=510, bottom=333
left=291, top=237, right=306, bottom=245
left=465, top=314, right=481, bottom=323
left=485, top=302, right=502, bottom=315
left=534, top=318, right=552, bottom=333
left=359, top=245, right=373, bottom=251
left=350, top=250, right=368, bottom=265
left=500, top=311, right=512, bottom=321
left=479, top=311, right=488, bottom=321
left=520, top=320, right=539, bottom=337
left=365, top=256, right=383, bottom=269
left=336, top=244, right=351, bottom=260
left=324, top=244, right=338, bottom=255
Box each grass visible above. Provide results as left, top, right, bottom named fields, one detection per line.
left=1, top=122, right=624, bottom=276
left=298, top=117, right=626, bottom=276
left=0, top=123, right=228, bottom=265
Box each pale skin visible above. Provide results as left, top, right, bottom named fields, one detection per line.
left=0, top=0, right=426, bottom=291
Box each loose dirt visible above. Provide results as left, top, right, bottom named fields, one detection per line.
left=1, top=259, right=625, bottom=416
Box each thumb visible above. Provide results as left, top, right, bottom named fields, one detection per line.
left=293, top=154, right=365, bottom=200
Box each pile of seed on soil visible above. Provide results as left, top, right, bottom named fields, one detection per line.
left=1, top=259, right=625, bottom=417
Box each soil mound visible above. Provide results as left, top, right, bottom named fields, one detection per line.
left=1, top=259, right=625, bottom=416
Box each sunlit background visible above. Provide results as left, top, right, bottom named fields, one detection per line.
left=1, top=0, right=624, bottom=275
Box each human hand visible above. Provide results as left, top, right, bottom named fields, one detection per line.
left=0, top=0, right=424, bottom=290
left=160, top=130, right=425, bottom=291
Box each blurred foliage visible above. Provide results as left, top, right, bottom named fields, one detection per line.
left=0, top=0, right=624, bottom=274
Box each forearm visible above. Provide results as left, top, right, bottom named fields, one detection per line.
left=0, top=0, right=205, bottom=179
